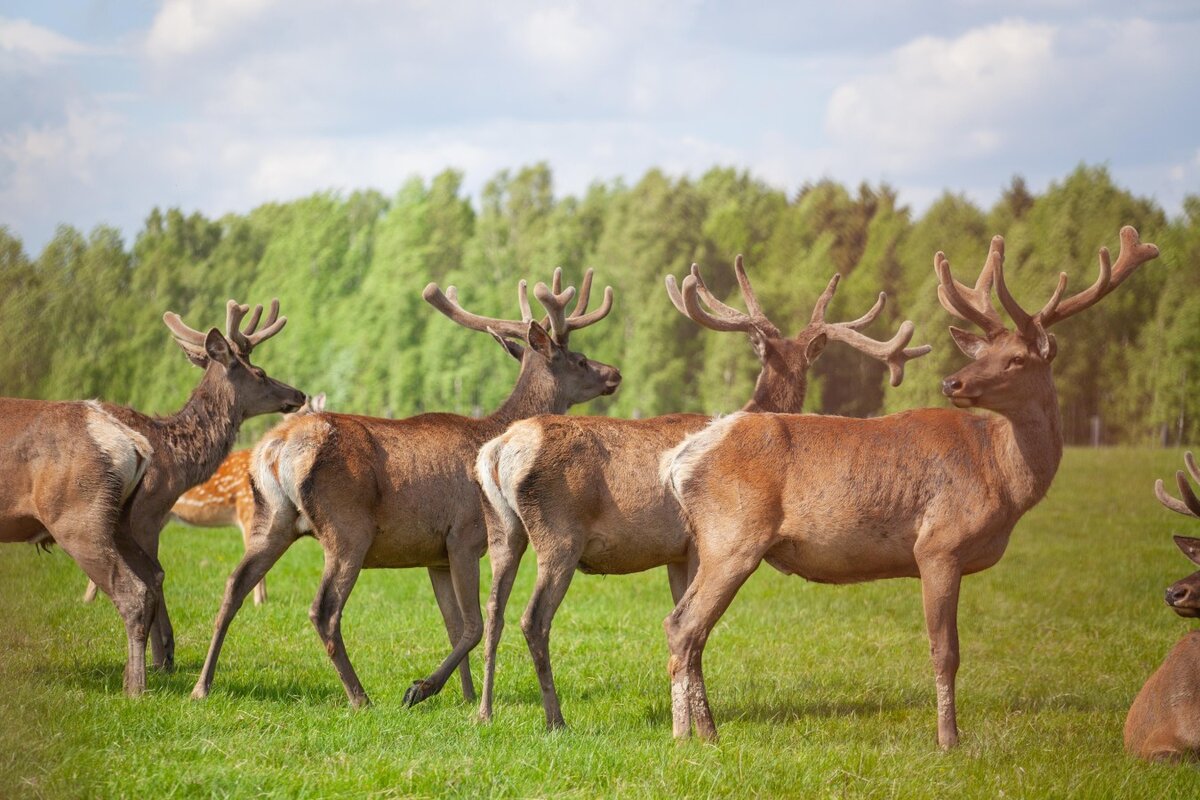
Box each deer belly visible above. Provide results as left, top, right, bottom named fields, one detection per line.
left=764, top=528, right=921, bottom=583
left=577, top=516, right=688, bottom=575
left=363, top=527, right=450, bottom=569
left=0, top=514, right=47, bottom=543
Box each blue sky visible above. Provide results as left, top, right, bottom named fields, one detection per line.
left=1, top=1, right=1198, bottom=252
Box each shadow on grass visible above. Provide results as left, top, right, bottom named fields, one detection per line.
left=50, top=658, right=346, bottom=706
left=642, top=688, right=929, bottom=727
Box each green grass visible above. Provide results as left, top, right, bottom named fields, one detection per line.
left=3, top=448, right=1200, bottom=798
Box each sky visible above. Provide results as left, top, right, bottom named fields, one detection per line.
left=1, top=0, right=1198, bottom=253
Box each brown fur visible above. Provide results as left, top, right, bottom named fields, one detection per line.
left=474, top=259, right=929, bottom=728
left=1125, top=455, right=1200, bottom=761
left=661, top=227, right=1157, bottom=748
left=0, top=301, right=303, bottom=695
left=191, top=272, right=620, bottom=708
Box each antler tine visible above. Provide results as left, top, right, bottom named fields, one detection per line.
left=809, top=273, right=887, bottom=332
left=822, top=316, right=932, bottom=387
left=733, top=255, right=765, bottom=318
left=665, top=273, right=689, bottom=316
left=162, top=311, right=209, bottom=355
left=571, top=269, right=594, bottom=317
left=517, top=280, right=533, bottom=323
left=679, top=273, right=756, bottom=333
left=422, top=282, right=531, bottom=340
left=672, top=258, right=782, bottom=338
left=224, top=300, right=252, bottom=353
left=986, top=236, right=1036, bottom=335
left=1154, top=452, right=1200, bottom=518
left=934, top=247, right=1007, bottom=338
left=1038, top=226, right=1160, bottom=329
left=532, top=279, right=577, bottom=343
left=241, top=298, right=286, bottom=350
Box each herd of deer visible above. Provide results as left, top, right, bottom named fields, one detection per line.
left=1, top=225, right=1196, bottom=761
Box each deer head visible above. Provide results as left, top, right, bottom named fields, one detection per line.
left=937, top=226, right=1159, bottom=414
left=1155, top=451, right=1200, bottom=618
left=665, top=255, right=930, bottom=413
left=423, top=269, right=621, bottom=411
left=163, top=299, right=306, bottom=418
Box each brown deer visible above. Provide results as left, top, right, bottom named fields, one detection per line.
left=1124, top=452, right=1200, bottom=761
left=661, top=226, right=1159, bottom=749
left=475, top=257, right=930, bottom=729
left=81, top=393, right=327, bottom=606
left=191, top=270, right=620, bottom=708
left=0, top=300, right=303, bottom=695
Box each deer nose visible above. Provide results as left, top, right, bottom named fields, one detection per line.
left=941, top=378, right=963, bottom=396
left=1167, top=585, right=1191, bottom=606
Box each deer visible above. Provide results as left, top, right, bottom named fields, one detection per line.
left=190, top=270, right=621, bottom=709
left=660, top=226, right=1159, bottom=749
left=1124, top=451, right=1200, bottom=762
left=80, top=393, right=328, bottom=607
left=0, top=299, right=303, bottom=695
left=475, top=256, right=930, bottom=729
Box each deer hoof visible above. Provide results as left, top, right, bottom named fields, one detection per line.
left=403, top=680, right=435, bottom=707
left=190, top=684, right=210, bottom=701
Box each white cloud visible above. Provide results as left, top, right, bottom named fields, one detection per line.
left=145, top=0, right=279, bottom=59
left=0, top=16, right=92, bottom=61
left=826, top=20, right=1057, bottom=172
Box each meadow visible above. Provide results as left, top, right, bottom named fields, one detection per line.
left=2, top=447, right=1199, bottom=798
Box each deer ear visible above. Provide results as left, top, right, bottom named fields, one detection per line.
left=1037, top=329, right=1057, bottom=362
left=525, top=320, right=556, bottom=358
left=1175, top=536, right=1200, bottom=566
left=487, top=327, right=525, bottom=361
left=949, top=326, right=988, bottom=360
left=203, top=328, right=235, bottom=366
left=805, top=332, right=828, bottom=363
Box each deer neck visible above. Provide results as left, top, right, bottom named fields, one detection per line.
left=988, top=378, right=1063, bottom=512
left=159, top=368, right=243, bottom=488
left=485, top=357, right=566, bottom=431
left=741, top=368, right=806, bottom=414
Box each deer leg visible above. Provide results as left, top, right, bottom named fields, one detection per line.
left=478, top=524, right=528, bottom=723
left=428, top=566, right=475, bottom=702
left=663, top=549, right=759, bottom=741
left=57, top=525, right=158, bottom=697
left=519, top=553, right=579, bottom=730
left=148, top=561, right=174, bottom=672
left=404, top=527, right=484, bottom=708
left=192, top=513, right=296, bottom=700
left=309, top=539, right=370, bottom=708
left=667, top=561, right=689, bottom=605
left=917, top=555, right=964, bottom=750
left=237, top=502, right=267, bottom=606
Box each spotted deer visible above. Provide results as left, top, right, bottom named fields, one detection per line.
left=1124, top=452, right=1200, bottom=762
left=191, top=270, right=620, bottom=708
left=0, top=300, right=303, bottom=695
left=661, top=226, right=1159, bottom=748
left=81, top=394, right=327, bottom=606
left=474, top=256, right=930, bottom=729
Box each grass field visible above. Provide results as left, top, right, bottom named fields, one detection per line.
left=2, top=447, right=1200, bottom=798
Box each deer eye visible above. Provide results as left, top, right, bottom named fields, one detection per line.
left=1006, top=355, right=1024, bottom=369
left=252, top=367, right=266, bottom=379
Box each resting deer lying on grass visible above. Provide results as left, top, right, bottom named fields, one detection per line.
left=0, top=300, right=303, bottom=695
left=1124, top=452, right=1200, bottom=762
left=82, top=394, right=327, bottom=607
left=475, top=257, right=930, bottom=729
left=661, top=226, right=1158, bottom=748
left=192, top=271, right=620, bottom=708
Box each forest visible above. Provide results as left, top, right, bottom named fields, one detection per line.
left=0, top=163, right=1196, bottom=445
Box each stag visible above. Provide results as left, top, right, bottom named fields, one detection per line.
left=661, top=226, right=1158, bottom=748
left=81, top=394, right=327, bottom=606
left=1124, top=452, right=1200, bottom=761
left=475, top=256, right=929, bottom=728
left=191, top=271, right=620, bottom=708
left=0, top=300, right=303, bottom=694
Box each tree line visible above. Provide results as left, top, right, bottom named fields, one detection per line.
left=1, top=163, right=1197, bottom=445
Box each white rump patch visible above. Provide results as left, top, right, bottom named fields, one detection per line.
left=476, top=421, right=542, bottom=542
left=251, top=418, right=329, bottom=532
left=660, top=412, right=746, bottom=501
left=84, top=401, right=153, bottom=501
